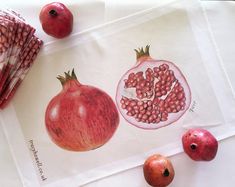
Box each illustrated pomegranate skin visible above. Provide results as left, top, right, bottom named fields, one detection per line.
left=45, top=70, right=119, bottom=151
left=116, top=46, right=191, bottom=129
left=182, top=128, right=218, bottom=161
left=143, top=154, right=175, bottom=187
left=39, top=2, right=73, bottom=38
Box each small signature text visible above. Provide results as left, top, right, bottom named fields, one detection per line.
left=189, top=101, right=196, bottom=112
left=29, top=140, right=47, bottom=181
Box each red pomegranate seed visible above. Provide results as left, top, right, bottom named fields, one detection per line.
left=128, top=73, right=135, bottom=79
left=146, top=111, right=151, bottom=116
left=176, top=105, right=181, bottom=111
left=142, top=114, right=148, bottom=120
left=121, top=104, right=126, bottom=109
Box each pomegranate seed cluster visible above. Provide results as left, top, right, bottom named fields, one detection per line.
left=121, top=64, right=186, bottom=124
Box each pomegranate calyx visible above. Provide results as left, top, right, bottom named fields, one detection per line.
left=190, top=143, right=197, bottom=150
left=134, top=45, right=150, bottom=60
left=163, top=168, right=170, bottom=177
left=49, top=9, right=58, bottom=17
left=57, top=69, right=78, bottom=86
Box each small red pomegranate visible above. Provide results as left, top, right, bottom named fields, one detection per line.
left=45, top=69, right=119, bottom=151
left=39, top=2, right=73, bottom=38
left=182, top=128, right=218, bottom=161
left=116, top=45, right=191, bottom=129
left=143, top=154, right=175, bottom=187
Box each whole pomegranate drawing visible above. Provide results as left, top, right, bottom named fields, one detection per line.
left=45, top=70, right=119, bottom=151
left=116, top=46, right=191, bottom=129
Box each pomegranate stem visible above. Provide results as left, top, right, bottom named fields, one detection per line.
left=134, top=45, right=150, bottom=59
left=190, top=143, right=197, bottom=150
left=49, top=9, right=58, bottom=17
left=163, top=168, right=170, bottom=177
left=57, top=69, right=78, bottom=86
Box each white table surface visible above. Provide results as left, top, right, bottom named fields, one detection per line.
left=0, top=1, right=235, bottom=187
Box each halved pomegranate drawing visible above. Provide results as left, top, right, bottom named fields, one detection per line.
left=116, top=46, right=191, bottom=129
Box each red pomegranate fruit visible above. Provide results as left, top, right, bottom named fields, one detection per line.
left=45, top=70, right=119, bottom=151
left=39, top=2, right=73, bottom=38
left=143, top=154, right=175, bottom=187
left=116, top=45, right=191, bottom=129
left=182, top=128, right=218, bottom=161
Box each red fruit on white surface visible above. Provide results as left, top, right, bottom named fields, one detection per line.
left=182, top=128, right=218, bottom=161
left=39, top=2, right=73, bottom=38
left=116, top=45, right=191, bottom=129
left=45, top=70, right=119, bottom=151
left=143, top=154, right=175, bottom=187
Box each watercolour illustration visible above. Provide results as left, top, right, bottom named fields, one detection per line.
left=45, top=69, right=119, bottom=151
left=116, top=45, right=191, bottom=129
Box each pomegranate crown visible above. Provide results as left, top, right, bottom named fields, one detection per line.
left=134, top=45, right=150, bottom=59
left=57, top=69, right=77, bottom=85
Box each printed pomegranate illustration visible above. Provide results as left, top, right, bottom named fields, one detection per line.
left=116, top=46, right=191, bottom=129
left=45, top=70, right=119, bottom=151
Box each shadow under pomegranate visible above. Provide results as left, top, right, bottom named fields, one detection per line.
left=116, top=45, right=191, bottom=129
